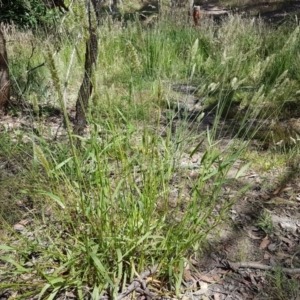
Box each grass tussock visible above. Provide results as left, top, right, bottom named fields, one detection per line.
left=1, top=7, right=300, bottom=298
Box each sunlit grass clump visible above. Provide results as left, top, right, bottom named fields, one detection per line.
left=1, top=7, right=300, bottom=299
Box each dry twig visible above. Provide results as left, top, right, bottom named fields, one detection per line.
left=99, top=264, right=159, bottom=300
left=224, top=260, right=300, bottom=274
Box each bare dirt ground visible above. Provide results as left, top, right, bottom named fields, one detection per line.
left=158, top=83, right=300, bottom=300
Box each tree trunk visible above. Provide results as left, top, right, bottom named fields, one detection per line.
left=74, top=0, right=101, bottom=135
left=0, top=28, right=10, bottom=113
left=92, top=0, right=102, bottom=26
left=112, top=0, right=118, bottom=15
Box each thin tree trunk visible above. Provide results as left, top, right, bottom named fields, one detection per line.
left=74, top=0, right=101, bottom=135
left=74, top=27, right=98, bottom=134
left=92, top=0, right=102, bottom=26
left=112, top=0, right=118, bottom=15
left=0, top=28, right=10, bottom=113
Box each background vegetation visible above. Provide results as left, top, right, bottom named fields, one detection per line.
left=0, top=0, right=62, bottom=27
left=0, top=0, right=300, bottom=299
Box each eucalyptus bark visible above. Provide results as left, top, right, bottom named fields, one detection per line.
left=0, top=28, right=10, bottom=113
left=74, top=0, right=101, bottom=135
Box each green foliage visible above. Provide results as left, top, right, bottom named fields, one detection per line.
left=267, top=268, right=300, bottom=300
left=0, top=120, right=250, bottom=297
left=2, top=10, right=300, bottom=299
left=256, top=209, right=274, bottom=234
left=0, top=0, right=61, bottom=28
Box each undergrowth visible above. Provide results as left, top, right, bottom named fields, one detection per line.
left=1, top=5, right=300, bottom=299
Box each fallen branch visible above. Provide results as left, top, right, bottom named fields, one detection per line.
left=224, top=260, right=300, bottom=275
left=99, top=264, right=159, bottom=300
left=117, top=264, right=159, bottom=300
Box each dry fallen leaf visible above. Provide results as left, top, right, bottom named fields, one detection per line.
left=197, top=274, right=216, bottom=283
left=273, top=186, right=291, bottom=195
left=19, top=219, right=31, bottom=226
left=261, top=193, right=271, bottom=200
left=259, top=236, right=270, bottom=249
left=212, top=274, right=220, bottom=281
left=273, top=187, right=282, bottom=195
left=13, top=223, right=25, bottom=232
left=249, top=273, right=257, bottom=285
left=279, top=235, right=294, bottom=247
left=214, top=293, right=221, bottom=300
left=241, top=279, right=251, bottom=287
left=268, top=243, right=277, bottom=252
left=183, top=269, right=193, bottom=282
left=241, top=292, right=254, bottom=299
left=247, top=230, right=261, bottom=240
